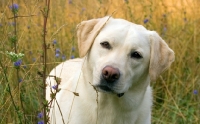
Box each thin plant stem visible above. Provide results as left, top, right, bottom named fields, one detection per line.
left=42, top=0, right=51, bottom=123
left=0, top=61, right=22, bottom=124
left=8, top=14, right=37, bottom=19
left=11, top=0, right=26, bottom=123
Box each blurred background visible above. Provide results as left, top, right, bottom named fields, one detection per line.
left=0, top=0, right=199, bottom=123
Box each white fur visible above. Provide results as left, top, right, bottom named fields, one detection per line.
left=46, top=17, right=174, bottom=124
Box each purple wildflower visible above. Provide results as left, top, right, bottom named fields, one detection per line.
left=143, top=19, right=149, bottom=24
left=18, top=78, right=22, bottom=83
left=163, top=27, right=167, bottom=32
left=12, top=22, right=16, bottom=26
left=14, top=60, right=22, bottom=67
left=52, top=85, right=58, bottom=90
left=9, top=3, right=19, bottom=10
left=8, top=22, right=16, bottom=26
left=9, top=3, right=19, bottom=14
left=38, top=121, right=44, bottom=124
left=56, top=48, right=60, bottom=53
left=23, top=65, right=27, bottom=69
left=53, top=39, right=57, bottom=44
left=0, top=23, right=2, bottom=27
left=193, top=90, right=198, bottom=95
left=55, top=53, right=60, bottom=58
left=71, top=55, right=75, bottom=59
left=62, top=55, right=66, bottom=61
left=37, top=112, right=43, bottom=118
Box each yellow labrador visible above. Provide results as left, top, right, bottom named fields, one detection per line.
left=46, top=17, right=175, bottom=124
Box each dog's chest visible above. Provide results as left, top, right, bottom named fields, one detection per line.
left=71, top=93, right=138, bottom=124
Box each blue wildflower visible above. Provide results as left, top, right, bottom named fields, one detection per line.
left=14, top=60, right=22, bottom=67
left=56, top=48, right=60, bottom=53
left=18, top=78, right=22, bottom=83
left=8, top=22, right=16, bottom=26
left=143, top=19, right=149, bottom=24
left=23, top=65, right=27, bottom=69
left=163, top=27, right=167, bottom=32
left=38, top=121, right=44, bottom=124
left=37, top=112, right=43, bottom=118
left=55, top=53, right=60, bottom=58
left=62, top=55, right=66, bottom=61
left=52, top=85, right=58, bottom=90
left=0, top=23, right=2, bottom=27
left=71, top=55, right=74, bottom=59
left=9, top=3, right=19, bottom=14
left=193, top=90, right=198, bottom=95
left=10, top=3, right=19, bottom=10
left=53, top=39, right=57, bottom=44
left=12, top=22, right=16, bottom=26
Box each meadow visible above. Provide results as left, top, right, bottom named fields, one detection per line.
left=0, top=0, right=199, bottom=124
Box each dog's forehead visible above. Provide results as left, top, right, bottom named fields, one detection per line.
left=99, top=19, right=150, bottom=47
left=103, top=18, right=148, bottom=33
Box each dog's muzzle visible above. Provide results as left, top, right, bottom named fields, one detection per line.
left=96, top=85, right=125, bottom=97
left=96, top=65, right=125, bottom=97
left=102, top=65, right=120, bottom=83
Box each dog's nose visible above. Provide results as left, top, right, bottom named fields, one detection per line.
left=102, top=66, right=120, bottom=83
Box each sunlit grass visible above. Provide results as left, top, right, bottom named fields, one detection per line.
left=0, top=0, right=199, bottom=123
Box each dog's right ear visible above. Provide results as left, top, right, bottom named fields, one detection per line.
left=77, top=17, right=110, bottom=57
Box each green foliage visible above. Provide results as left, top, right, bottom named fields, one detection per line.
left=0, top=0, right=199, bottom=124
left=6, top=51, right=24, bottom=62
left=9, top=35, right=17, bottom=44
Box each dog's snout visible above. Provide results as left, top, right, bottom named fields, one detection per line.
left=102, top=66, right=120, bottom=83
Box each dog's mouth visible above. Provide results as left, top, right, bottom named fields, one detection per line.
left=96, top=85, right=124, bottom=97
left=98, top=85, right=112, bottom=92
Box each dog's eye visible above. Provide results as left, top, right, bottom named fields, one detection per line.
left=100, top=41, right=111, bottom=49
left=131, top=52, right=142, bottom=59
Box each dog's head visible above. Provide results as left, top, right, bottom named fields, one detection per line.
left=77, top=17, right=175, bottom=96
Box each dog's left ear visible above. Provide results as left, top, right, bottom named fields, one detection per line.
left=77, top=17, right=110, bottom=57
left=149, top=31, right=175, bottom=81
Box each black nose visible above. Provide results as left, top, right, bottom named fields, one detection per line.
left=102, top=66, right=120, bottom=83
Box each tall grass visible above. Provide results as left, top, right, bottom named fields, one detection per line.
left=0, top=0, right=199, bottom=123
